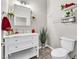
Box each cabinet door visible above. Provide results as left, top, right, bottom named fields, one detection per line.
left=14, top=4, right=31, bottom=26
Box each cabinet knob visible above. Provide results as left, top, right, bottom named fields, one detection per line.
left=15, top=46, right=18, bottom=48
left=15, top=40, right=18, bottom=41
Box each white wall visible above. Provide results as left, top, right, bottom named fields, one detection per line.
left=47, top=0, right=77, bottom=48
left=28, top=0, right=47, bottom=32
left=1, top=0, right=9, bottom=13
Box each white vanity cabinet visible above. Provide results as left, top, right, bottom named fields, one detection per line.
left=4, top=33, right=39, bottom=59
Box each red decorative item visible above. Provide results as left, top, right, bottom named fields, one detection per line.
left=65, top=4, right=69, bottom=8
left=2, top=16, right=11, bottom=31
left=64, top=3, right=75, bottom=8
left=32, top=28, right=35, bottom=33
left=70, top=3, right=75, bottom=5
left=15, top=32, right=19, bottom=34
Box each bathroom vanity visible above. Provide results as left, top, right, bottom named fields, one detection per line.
left=3, top=33, right=39, bottom=59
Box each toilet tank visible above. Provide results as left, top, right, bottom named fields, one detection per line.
left=60, top=37, right=76, bottom=51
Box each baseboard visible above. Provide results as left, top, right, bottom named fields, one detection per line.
left=45, top=45, right=54, bottom=50
left=39, top=44, right=54, bottom=50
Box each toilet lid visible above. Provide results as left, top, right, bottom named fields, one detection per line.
left=51, top=48, right=69, bottom=57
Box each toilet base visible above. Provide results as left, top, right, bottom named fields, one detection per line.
left=67, top=56, right=71, bottom=59
left=52, top=55, right=71, bottom=59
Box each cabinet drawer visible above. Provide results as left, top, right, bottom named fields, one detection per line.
left=6, top=36, right=37, bottom=44
left=8, top=41, right=38, bottom=54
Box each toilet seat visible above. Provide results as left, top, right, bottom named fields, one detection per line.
left=51, top=48, right=69, bottom=57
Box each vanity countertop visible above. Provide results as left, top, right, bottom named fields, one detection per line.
left=4, top=33, right=39, bottom=38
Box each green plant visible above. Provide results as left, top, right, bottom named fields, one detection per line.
left=39, top=28, right=47, bottom=46
left=7, top=12, right=14, bottom=17
left=61, top=5, right=64, bottom=10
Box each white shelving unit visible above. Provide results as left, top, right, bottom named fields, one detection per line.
left=13, top=4, right=31, bottom=26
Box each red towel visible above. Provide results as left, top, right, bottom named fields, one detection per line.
left=2, top=16, right=11, bottom=31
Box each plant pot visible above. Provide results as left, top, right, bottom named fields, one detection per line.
left=41, top=43, right=45, bottom=49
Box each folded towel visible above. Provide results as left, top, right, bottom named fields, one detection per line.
left=2, top=16, right=11, bottom=31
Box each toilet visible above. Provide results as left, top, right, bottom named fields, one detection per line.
left=51, top=37, right=76, bottom=59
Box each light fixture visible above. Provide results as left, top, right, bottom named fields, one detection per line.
left=17, top=0, right=30, bottom=5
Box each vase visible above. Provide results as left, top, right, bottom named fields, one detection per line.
left=41, top=43, right=45, bottom=49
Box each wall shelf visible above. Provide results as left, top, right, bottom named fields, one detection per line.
left=14, top=16, right=27, bottom=26
left=61, top=3, right=77, bottom=23
left=62, top=16, right=75, bottom=19
left=61, top=16, right=76, bottom=23
left=15, top=15, right=27, bottom=18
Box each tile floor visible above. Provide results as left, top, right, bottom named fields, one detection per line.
left=31, top=47, right=52, bottom=59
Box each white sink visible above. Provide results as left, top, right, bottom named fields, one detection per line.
left=4, top=33, right=39, bottom=38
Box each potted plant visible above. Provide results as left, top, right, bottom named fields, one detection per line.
left=39, top=28, right=47, bottom=48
